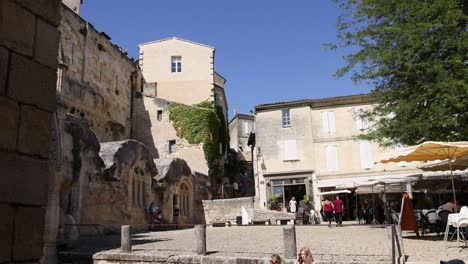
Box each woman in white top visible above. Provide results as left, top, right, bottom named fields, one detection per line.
left=289, top=197, right=297, bottom=213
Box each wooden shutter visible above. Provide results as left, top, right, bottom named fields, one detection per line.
left=284, top=140, right=298, bottom=160
left=325, top=145, right=339, bottom=171
left=359, top=141, right=373, bottom=169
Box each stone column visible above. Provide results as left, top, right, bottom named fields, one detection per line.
left=283, top=225, right=297, bottom=259
left=121, top=225, right=132, bottom=252
left=195, top=225, right=206, bottom=255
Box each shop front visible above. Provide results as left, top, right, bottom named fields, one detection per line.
left=264, top=170, right=314, bottom=211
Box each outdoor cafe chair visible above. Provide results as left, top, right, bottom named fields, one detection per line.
left=444, top=206, right=468, bottom=248
left=437, top=210, right=452, bottom=232
left=420, top=209, right=439, bottom=236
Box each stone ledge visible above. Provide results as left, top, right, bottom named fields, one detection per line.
left=93, top=252, right=390, bottom=264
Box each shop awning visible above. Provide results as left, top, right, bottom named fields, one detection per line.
left=317, top=190, right=352, bottom=196
left=317, top=172, right=421, bottom=188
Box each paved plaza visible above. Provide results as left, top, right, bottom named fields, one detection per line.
left=65, top=222, right=468, bottom=263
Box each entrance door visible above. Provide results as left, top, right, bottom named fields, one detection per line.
left=284, top=184, right=306, bottom=209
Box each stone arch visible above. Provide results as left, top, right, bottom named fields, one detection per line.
left=175, top=176, right=194, bottom=224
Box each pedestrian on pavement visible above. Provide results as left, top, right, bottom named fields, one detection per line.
left=333, top=195, right=344, bottom=227
left=295, top=246, right=315, bottom=264
left=289, top=197, right=297, bottom=213
left=322, top=197, right=335, bottom=227
left=270, top=254, right=282, bottom=264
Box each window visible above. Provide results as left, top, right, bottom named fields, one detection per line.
left=171, top=56, right=182, bottom=72
left=359, top=141, right=373, bottom=170
left=157, top=110, right=163, bottom=121
left=282, top=109, right=291, bottom=127
left=324, top=145, right=339, bottom=172
left=168, top=140, right=176, bottom=154
left=354, top=107, right=369, bottom=130
left=179, top=183, right=190, bottom=216
left=321, top=111, right=336, bottom=134
left=284, top=140, right=298, bottom=161
left=244, top=122, right=249, bottom=135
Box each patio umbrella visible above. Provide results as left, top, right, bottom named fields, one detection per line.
left=379, top=141, right=468, bottom=210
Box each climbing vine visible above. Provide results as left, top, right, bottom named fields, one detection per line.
left=168, top=101, right=228, bottom=186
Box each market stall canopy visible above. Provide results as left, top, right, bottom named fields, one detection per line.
left=378, top=141, right=468, bottom=209
left=379, top=141, right=468, bottom=164
left=320, top=172, right=421, bottom=189
left=418, top=154, right=468, bottom=172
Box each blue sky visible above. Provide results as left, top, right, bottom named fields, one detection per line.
left=81, top=0, right=372, bottom=118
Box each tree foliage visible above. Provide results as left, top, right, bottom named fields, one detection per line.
left=331, top=0, right=468, bottom=146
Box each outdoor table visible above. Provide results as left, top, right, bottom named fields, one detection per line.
left=443, top=212, right=468, bottom=248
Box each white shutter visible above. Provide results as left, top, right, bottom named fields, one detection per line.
left=359, top=141, right=373, bottom=170
left=327, top=112, right=336, bottom=133
left=284, top=140, right=298, bottom=160
left=321, top=111, right=336, bottom=134
left=325, top=145, right=339, bottom=171
left=355, top=107, right=369, bottom=130
left=321, top=111, right=329, bottom=133
left=244, top=122, right=249, bottom=135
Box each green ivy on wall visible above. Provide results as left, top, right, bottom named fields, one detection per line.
left=168, top=101, right=228, bottom=185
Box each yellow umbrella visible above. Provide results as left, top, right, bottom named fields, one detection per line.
left=379, top=141, right=468, bottom=210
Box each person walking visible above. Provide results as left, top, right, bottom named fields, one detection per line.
left=295, top=246, right=315, bottom=264
left=333, top=195, right=344, bottom=227
left=322, top=197, right=334, bottom=227
left=289, top=197, right=297, bottom=213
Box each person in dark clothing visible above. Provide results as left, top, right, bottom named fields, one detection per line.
left=333, top=195, right=344, bottom=227
left=322, top=197, right=334, bottom=227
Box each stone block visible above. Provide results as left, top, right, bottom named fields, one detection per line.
left=0, top=0, right=35, bottom=56
left=18, top=105, right=52, bottom=158
left=12, top=207, right=46, bottom=261
left=0, top=97, right=19, bottom=151
left=0, top=152, right=49, bottom=205
left=34, top=18, right=60, bottom=69
left=0, top=46, right=8, bottom=94
left=8, top=53, right=56, bottom=112
left=0, top=205, right=14, bottom=262
left=14, top=0, right=61, bottom=27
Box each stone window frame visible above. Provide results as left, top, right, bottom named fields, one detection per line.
left=171, top=56, right=182, bottom=73
left=282, top=109, right=291, bottom=127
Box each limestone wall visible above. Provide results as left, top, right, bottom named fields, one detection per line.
left=201, top=197, right=254, bottom=224
left=0, top=0, right=61, bottom=262
left=57, top=4, right=137, bottom=142
left=132, top=94, right=209, bottom=175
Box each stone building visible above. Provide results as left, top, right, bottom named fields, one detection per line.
left=0, top=1, right=61, bottom=263
left=56, top=3, right=138, bottom=142
left=228, top=113, right=255, bottom=196
left=138, top=37, right=228, bottom=122
left=135, top=37, right=230, bottom=195
left=254, top=94, right=421, bottom=211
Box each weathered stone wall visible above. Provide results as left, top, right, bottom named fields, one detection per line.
left=132, top=94, right=209, bottom=175
left=57, top=4, right=137, bottom=142
left=154, top=159, right=210, bottom=225
left=201, top=197, right=254, bottom=224
left=0, top=0, right=61, bottom=262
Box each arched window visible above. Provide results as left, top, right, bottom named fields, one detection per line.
left=179, top=183, right=190, bottom=216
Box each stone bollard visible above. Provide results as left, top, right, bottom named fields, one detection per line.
left=195, top=224, right=206, bottom=255
left=283, top=225, right=297, bottom=259
left=121, top=225, right=132, bottom=252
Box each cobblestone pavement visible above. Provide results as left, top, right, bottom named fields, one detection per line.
left=67, top=222, right=468, bottom=263
left=401, top=231, right=468, bottom=263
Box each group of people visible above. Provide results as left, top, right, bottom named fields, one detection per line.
left=321, top=195, right=344, bottom=227
left=270, top=247, right=315, bottom=264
